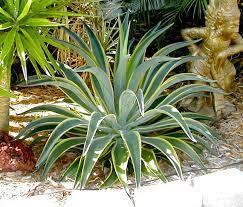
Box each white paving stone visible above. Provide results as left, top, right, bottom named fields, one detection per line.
left=135, top=180, right=203, bottom=207
left=64, top=189, right=134, bottom=207
left=0, top=196, right=60, bottom=207
left=192, top=168, right=243, bottom=207
left=1, top=169, right=243, bottom=207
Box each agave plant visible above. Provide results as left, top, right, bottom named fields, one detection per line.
left=16, top=16, right=220, bottom=195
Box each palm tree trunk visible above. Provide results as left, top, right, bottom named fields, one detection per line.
left=0, top=96, right=9, bottom=132
left=0, top=67, right=10, bottom=132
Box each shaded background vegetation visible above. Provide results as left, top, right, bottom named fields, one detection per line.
left=11, top=0, right=243, bottom=84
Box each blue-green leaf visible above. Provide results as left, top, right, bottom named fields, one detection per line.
left=120, top=130, right=141, bottom=188
left=142, top=137, right=182, bottom=178
left=15, top=116, right=66, bottom=140
left=42, top=137, right=86, bottom=178
left=112, top=139, right=130, bottom=195
left=80, top=135, right=113, bottom=189
left=37, top=118, right=87, bottom=167
left=142, top=148, right=167, bottom=182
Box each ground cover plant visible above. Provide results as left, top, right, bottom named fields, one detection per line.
left=16, top=15, right=221, bottom=197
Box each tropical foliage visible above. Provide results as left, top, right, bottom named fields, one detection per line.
left=0, top=0, right=86, bottom=81
left=102, top=0, right=209, bottom=23
left=0, top=0, right=90, bottom=132
left=52, top=0, right=98, bottom=67
left=16, top=16, right=220, bottom=196
left=0, top=86, right=14, bottom=97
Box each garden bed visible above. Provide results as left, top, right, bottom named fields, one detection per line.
left=0, top=84, right=242, bottom=202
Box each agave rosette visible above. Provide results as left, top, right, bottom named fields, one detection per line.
left=16, top=15, right=220, bottom=193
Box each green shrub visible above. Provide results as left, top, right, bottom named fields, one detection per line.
left=0, top=0, right=84, bottom=79
left=0, top=0, right=89, bottom=132
left=16, top=15, right=220, bottom=195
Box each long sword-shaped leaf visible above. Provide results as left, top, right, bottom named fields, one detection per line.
left=17, top=0, right=32, bottom=21
left=0, top=7, right=14, bottom=20
left=24, top=125, right=57, bottom=141
left=83, top=112, right=114, bottom=156
left=61, top=26, right=90, bottom=53
left=127, top=89, right=145, bottom=121
left=20, top=76, right=98, bottom=112
left=144, top=56, right=200, bottom=101
left=142, top=148, right=167, bottom=182
left=80, top=135, right=113, bottom=189
left=120, top=130, right=141, bottom=188
left=99, top=160, right=119, bottom=189
left=182, top=112, right=214, bottom=121
left=114, top=55, right=130, bottom=107
left=74, top=157, right=84, bottom=188
left=159, top=84, right=223, bottom=106
left=37, top=118, right=87, bottom=167
left=128, top=56, right=179, bottom=91
left=0, top=22, right=12, bottom=31
left=42, top=137, right=86, bottom=178
left=83, top=112, right=107, bottom=156
left=165, top=131, right=213, bottom=153
left=129, top=105, right=196, bottom=142
left=20, top=29, right=54, bottom=75
left=20, top=104, right=81, bottom=118
left=166, top=138, right=205, bottom=170
left=61, top=156, right=81, bottom=181
left=136, top=118, right=178, bottom=133
left=118, top=90, right=144, bottom=125
left=127, top=24, right=172, bottom=78
left=15, top=33, right=27, bottom=80
left=58, top=63, right=96, bottom=105
left=145, top=73, right=215, bottom=110
left=137, top=117, right=218, bottom=145
left=185, top=118, right=219, bottom=144
left=15, top=116, right=66, bottom=139
left=154, top=40, right=201, bottom=56
left=83, top=23, right=110, bottom=75
left=142, top=137, right=182, bottom=178
left=112, top=139, right=130, bottom=195
left=23, top=18, right=62, bottom=27
left=114, top=15, right=129, bottom=77
left=0, top=27, right=16, bottom=61
left=38, top=11, right=91, bottom=17
left=75, top=67, right=115, bottom=114
left=49, top=37, right=95, bottom=65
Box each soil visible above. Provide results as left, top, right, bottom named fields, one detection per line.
left=0, top=83, right=242, bottom=201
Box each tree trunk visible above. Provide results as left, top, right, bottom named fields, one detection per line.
left=0, top=96, right=9, bottom=132
left=0, top=65, right=10, bottom=132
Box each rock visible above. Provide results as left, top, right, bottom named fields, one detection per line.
left=135, top=181, right=202, bottom=207
left=64, top=190, right=134, bottom=207
left=0, top=131, right=36, bottom=172
left=192, top=169, right=243, bottom=207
